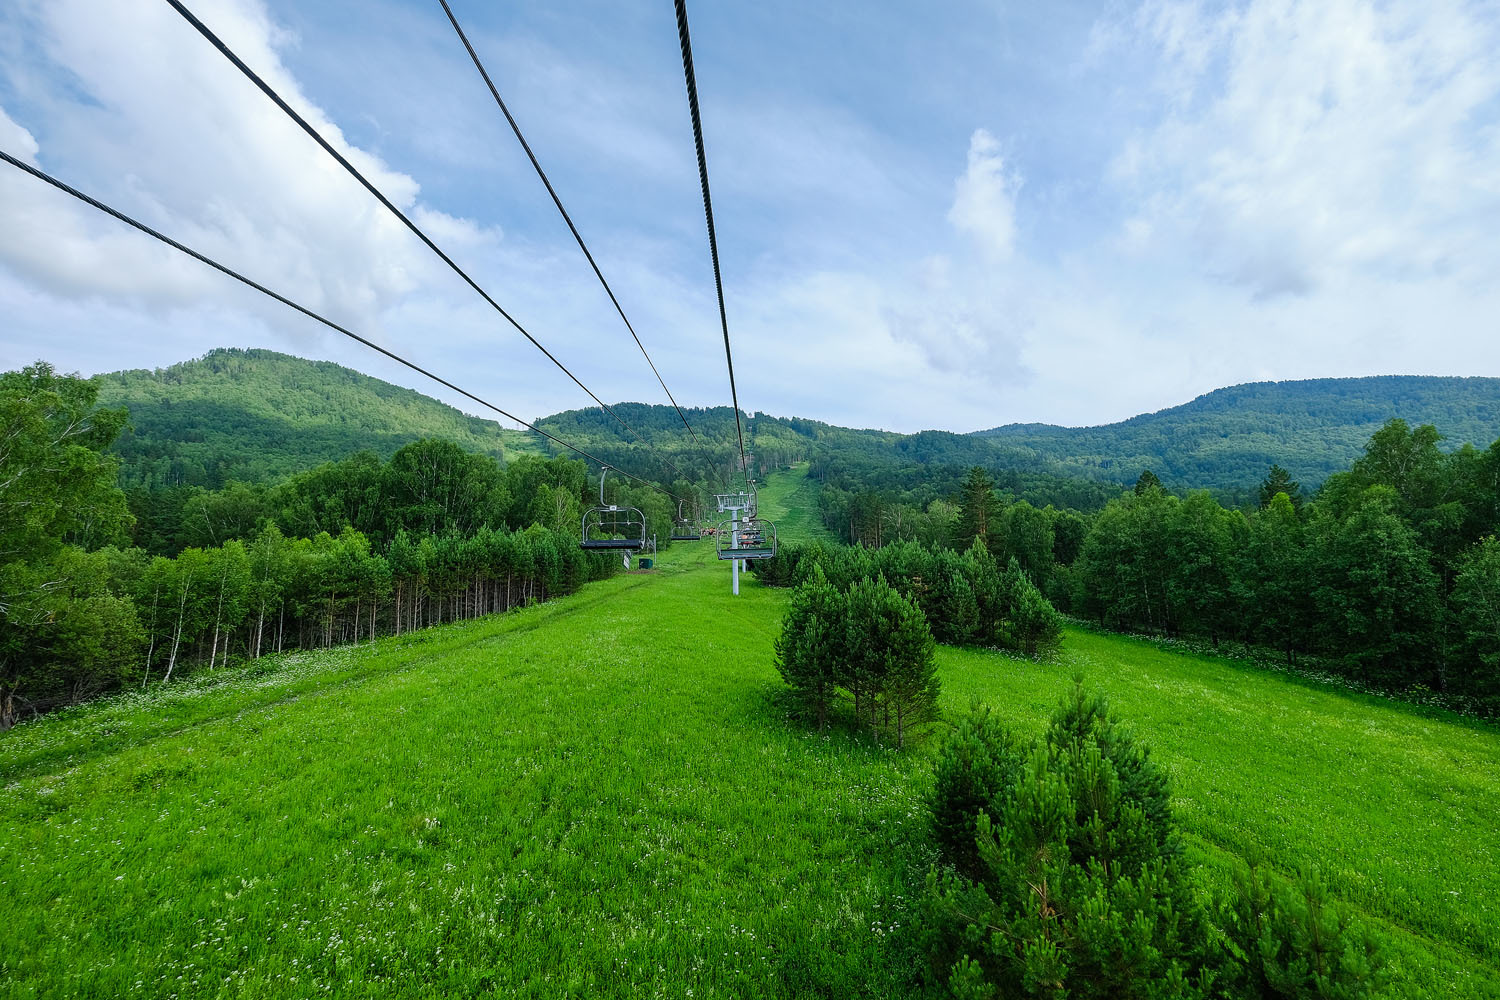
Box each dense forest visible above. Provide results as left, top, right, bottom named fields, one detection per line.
left=95, top=350, right=1500, bottom=505
left=977, top=375, right=1500, bottom=489
left=0, top=362, right=680, bottom=730
left=97, top=348, right=538, bottom=488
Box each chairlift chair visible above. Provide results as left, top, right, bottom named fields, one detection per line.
left=714, top=516, right=777, bottom=560
left=670, top=500, right=703, bottom=541
left=579, top=468, right=647, bottom=552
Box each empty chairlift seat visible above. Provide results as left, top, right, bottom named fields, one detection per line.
left=670, top=500, right=704, bottom=541
left=579, top=467, right=647, bottom=551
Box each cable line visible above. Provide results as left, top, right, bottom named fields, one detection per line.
left=673, top=0, right=748, bottom=486
left=436, top=0, right=704, bottom=449
left=162, top=0, right=690, bottom=484
left=436, top=0, right=735, bottom=502
left=0, top=148, right=682, bottom=503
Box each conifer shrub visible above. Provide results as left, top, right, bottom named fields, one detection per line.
left=1002, top=556, right=1064, bottom=657
left=921, top=679, right=1222, bottom=997
left=927, top=706, right=1025, bottom=881
left=919, top=680, right=1387, bottom=999
left=1219, top=865, right=1386, bottom=999
left=772, top=571, right=941, bottom=746
left=773, top=564, right=845, bottom=728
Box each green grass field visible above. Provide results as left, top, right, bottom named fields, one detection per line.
left=755, top=465, right=836, bottom=545
left=3, top=545, right=1497, bottom=998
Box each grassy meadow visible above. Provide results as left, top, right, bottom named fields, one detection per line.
left=753, top=464, right=836, bottom=545
left=3, top=539, right=1498, bottom=997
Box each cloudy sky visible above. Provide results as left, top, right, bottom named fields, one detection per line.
left=2, top=0, right=1498, bottom=434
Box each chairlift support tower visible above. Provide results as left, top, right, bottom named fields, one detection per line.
left=713, top=489, right=776, bottom=595
left=714, top=492, right=750, bottom=595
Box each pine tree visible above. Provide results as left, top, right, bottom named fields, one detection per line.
left=843, top=576, right=895, bottom=736
left=884, top=589, right=941, bottom=749
left=934, top=570, right=981, bottom=645
left=961, top=539, right=1006, bottom=646
left=922, top=680, right=1223, bottom=999
left=772, top=564, right=845, bottom=728
left=1258, top=464, right=1304, bottom=510
left=955, top=467, right=1001, bottom=553
left=1135, top=468, right=1164, bottom=495
left=1002, top=557, right=1063, bottom=657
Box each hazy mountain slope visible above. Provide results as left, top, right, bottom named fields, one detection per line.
left=97, top=348, right=539, bottom=488
left=975, top=375, right=1500, bottom=489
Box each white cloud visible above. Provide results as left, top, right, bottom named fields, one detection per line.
left=0, top=107, right=39, bottom=163
left=947, top=128, right=1021, bottom=258
left=1111, top=0, right=1500, bottom=298
left=0, top=0, right=497, bottom=332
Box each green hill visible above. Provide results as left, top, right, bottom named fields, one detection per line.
left=976, top=375, right=1500, bottom=489
left=94, top=351, right=1500, bottom=494
left=96, top=348, right=540, bottom=488
left=755, top=464, right=837, bottom=544
left=539, top=377, right=1500, bottom=494
left=2, top=548, right=1495, bottom=997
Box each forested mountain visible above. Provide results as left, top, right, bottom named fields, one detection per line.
left=976, top=375, right=1500, bottom=489
left=97, top=348, right=539, bottom=488
left=96, top=350, right=1500, bottom=495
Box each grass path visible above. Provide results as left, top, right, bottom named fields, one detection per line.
left=755, top=465, right=835, bottom=545
left=3, top=548, right=1498, bottom=998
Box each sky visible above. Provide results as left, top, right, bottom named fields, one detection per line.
left=1, top=0, right=1498, bottom=435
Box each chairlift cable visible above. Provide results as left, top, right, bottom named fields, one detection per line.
left=0, top=149, right=684, bottom=505
left=162, top=0, right=693, bottom=486
left=437, top=0, right=706, bottom=454
left=438, top=0, right=733, bottom=498
left=673, top=0, right=749, bottom=489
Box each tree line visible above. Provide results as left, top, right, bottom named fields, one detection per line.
left=0, top=364, right=648, bottom=729
left=1066, top=421, right=1500, bottom=708
left=800, top=419, right=1500, bottom=714
left=125, top=439, right=692, bottom=558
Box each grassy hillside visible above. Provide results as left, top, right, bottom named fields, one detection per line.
left=97, top=348, right=540, bottom=488
left=2, top=548, right=1496, bottom=998
left=755, top=464, right=836, bottom=545
left=977, top=375, right=1500, bottom=489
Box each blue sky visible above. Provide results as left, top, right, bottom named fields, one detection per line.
left=2, top=0, right=1498, bottom=434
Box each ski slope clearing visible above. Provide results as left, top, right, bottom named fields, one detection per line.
left=2, top=546, right=1496, bottom=998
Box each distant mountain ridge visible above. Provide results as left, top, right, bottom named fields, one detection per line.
left=973, top=375, right=1500, bottom=489
left=97, top=348, right=539, bottom=488
left=91, top=350, right=1500, bottom=492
